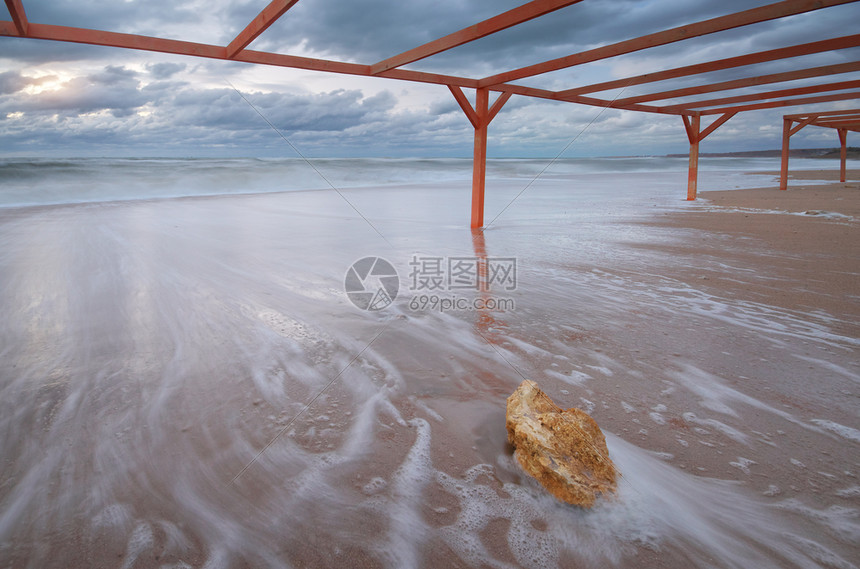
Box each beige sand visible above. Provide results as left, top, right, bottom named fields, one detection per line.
left=624, top=175, right=859, bottom=489
left=749, top=168, right=859, bottom=182
left=637, top=176, right=859, bottom=322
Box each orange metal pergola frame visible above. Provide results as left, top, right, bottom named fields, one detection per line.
left=2, top=0, right=859, bottom=227
left=780, top=109, right=859, bottom=189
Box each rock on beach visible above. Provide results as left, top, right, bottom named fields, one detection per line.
left=506, top=380, right=617, bottom=507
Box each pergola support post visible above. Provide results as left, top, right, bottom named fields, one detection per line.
left=683, top=112, right=735, bottom=200
left=838, top=128, right=848, bottom=183
left=780, top=114, right=819, bottom=190
left=472, top=89, right=490, bottom=228
left=780, top=117, right=792, bottom=190
left=449, top=86, right=512, bottom=228
left=685, top=115, right=701, bottom=200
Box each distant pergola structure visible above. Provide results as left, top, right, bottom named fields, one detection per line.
left=780, top=109, right=859, bottom=189
left=2, top=0, right=859, bottom=228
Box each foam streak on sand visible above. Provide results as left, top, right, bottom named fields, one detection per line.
left=0, top=158, right=858, bottom=567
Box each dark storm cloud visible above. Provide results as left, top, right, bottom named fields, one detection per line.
left=169, top=86, right=397, bottom=134
left=5, top=0, right=860, bottom=73
left=17, top=0, right=198, bottom=33
left=146, top=62, right=187, bottom=80
left=246, top=0, right=857, bottom=75
left=0, top=35, right=104, bottom=64
left=0, top=61, right=410, bottom=154
left=90, top=65, right=139, bottom=84
left=0, top=70, right=30, bottom=94
left=2, top=68, right=395, bottom=133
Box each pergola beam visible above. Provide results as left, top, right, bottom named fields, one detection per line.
left=478, top=0, right=855, bottom=87
left=557, top=34, right=860, bottom=98
left=813, top=113, right=860, bottom=120
left=448, top=85, right=479, bottom=128
left=613, top=61, right=860, bottom=106
left=814, top=118, right=860, bottom=126
left=699, top=91, right=860, bottom=115
left=699, top=112, right=737, bottom=140
left=374, top=67, right=479, bottom=89
left=370, top=0, right=581, bottom=75
left=683, top=112, right=737, bottom=200
left=1, top=21, right=228, bottom=59
left=226, top=0, right=301, bottom=58
left=508, top=84, right=682, bottom=115
left=790, top=115, right=820, bottom=135
left=785, top=109, right=860, bottom=119
left=779, top=109, right=859, bottom=189
left=449, top=88, right=513, bottom=228
left=488, top=91, right=514, bottom=123
left=3, top=0, right=27, bottom=35
left=663, top=80, right=860, bottom=112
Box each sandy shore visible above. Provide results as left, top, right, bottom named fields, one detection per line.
left=723, top=171, right=859, bottom=215
left=749, top=168, right=859, bottom=182
left=1, top=168, right=858, bottom=568
left=635, top=173, right=859, bottom=323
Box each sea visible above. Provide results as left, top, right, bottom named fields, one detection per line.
left=0, top=156, right=858, bottom=568
left=0, top=155, right=850, bottom=209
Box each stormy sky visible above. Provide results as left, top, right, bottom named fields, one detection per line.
left=1, top=0, right=858, bottom=158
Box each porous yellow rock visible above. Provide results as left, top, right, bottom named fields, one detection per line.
left=506, top=380, right=617, bottom=507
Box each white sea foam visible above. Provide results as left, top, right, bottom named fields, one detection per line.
left=811, top=420, right=860, bottom=443
left=433, top=435, right=859, bottom=569
left=799, top=210, right=854, bottom=220
left=837, top=486, right=860, bottom=498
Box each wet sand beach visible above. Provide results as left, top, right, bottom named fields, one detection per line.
left=638, top=171, right=859, bottom=320
left=0, top=165, right=858, bottom=568
left=750, top=168, right=860, bottom=182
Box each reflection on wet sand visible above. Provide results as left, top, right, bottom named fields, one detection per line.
left=471, top=227, right=505, bottom=344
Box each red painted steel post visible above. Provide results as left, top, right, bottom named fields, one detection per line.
left=838, top=128, right=847, bottom=183
left=780, top=117, right=791, bottom=190
left=686, top=115, right=700, bottom=200
left=471, top=88, right=489, bottom=228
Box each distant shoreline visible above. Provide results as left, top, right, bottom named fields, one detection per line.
left=2, top=150, right=859, bottom=161
left=666, top=147, right=860, bottom=159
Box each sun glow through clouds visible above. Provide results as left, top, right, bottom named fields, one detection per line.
left=22, top=72, right=74, bottom=96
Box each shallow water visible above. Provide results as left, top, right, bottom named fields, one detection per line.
left=0, top=155, right=850, bottom=209
left=0, top=159, right=858, bottom=568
